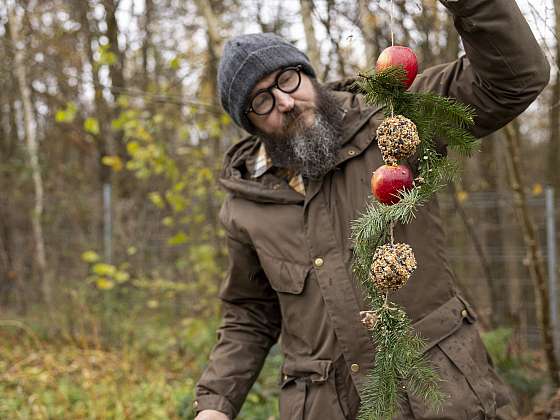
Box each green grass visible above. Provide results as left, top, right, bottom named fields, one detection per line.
left=0, top=315, right=281, bottom=420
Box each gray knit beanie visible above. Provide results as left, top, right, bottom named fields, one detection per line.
left=218, top=33, right=316, bottom=133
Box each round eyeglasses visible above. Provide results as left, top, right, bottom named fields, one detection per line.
left=245, top=65, right=303, bottom=116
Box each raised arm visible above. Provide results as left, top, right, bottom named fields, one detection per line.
left=410, top=0, right=550, bottom=138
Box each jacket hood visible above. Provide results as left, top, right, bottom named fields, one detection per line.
left=219, top=83, right=382, bottom=204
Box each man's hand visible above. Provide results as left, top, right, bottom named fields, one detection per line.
left=194, top=409, right=230, bottom=420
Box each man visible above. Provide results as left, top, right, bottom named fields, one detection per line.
left=194, top=0, right=550, bottom=418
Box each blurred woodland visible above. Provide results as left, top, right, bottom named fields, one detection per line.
left=0, top=0, right=559, bottom=418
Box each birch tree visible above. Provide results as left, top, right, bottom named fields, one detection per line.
left=8, top=2, right=51, bottom=308
left=300, top=0, right=322, bottom=74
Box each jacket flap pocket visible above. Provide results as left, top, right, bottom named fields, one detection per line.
left=257, top=252, right=310, bottom=294
left=412, top=295, right=477, bottom=353
left=282, top=359, right=332, bottom=383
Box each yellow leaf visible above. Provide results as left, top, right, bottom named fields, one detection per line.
left=114, top=271, right=130, bottom=283
left=167, top=231, right=187, bottom=246
left=532, top=183, right=543, bottom=196
left=81, top=251, right=100, bottom=263
left=170, top=56, right=181, bottom=70
left=84, top=117, right=100, bottom=135
left=97, top=44, right=117, bottom=66
left=456, top=190, right=468, bottom=204
left=147, top=300, right=159, bottom=308
left=101, top=155, right=124, bottom=172
left=148, top=192, right=164, bottom=209
left=55, top=110, right=67, bottom=122
left=55, top=102, right=77, bottom=123
left=96, top=278, right=114, bottom=290
left=92, top=263, right=117, bottom=277
left=126, top=141, right=140, bottom=155
left=127, top=246, right=137, bottom=256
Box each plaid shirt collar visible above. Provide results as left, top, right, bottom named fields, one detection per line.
left=245, top=142, right=306, bottom=196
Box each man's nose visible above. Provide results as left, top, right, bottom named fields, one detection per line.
left=273, top=89, right=295, bottom=112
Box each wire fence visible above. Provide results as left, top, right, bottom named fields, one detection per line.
left=439, top=188, right=559, bottom=355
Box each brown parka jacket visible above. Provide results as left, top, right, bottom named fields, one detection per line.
left=194, top=0, right=551, bottom=418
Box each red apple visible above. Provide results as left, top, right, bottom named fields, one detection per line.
left=375, top=46, right=418, bottom=89
left=371, top=164, right=414, bottom=205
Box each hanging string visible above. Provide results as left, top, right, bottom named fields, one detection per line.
left=391, top=0, right=395, bottom=47
left=389, top=0, right=395, bottom=117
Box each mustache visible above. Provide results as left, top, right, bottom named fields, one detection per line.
left=282, top=105, right=313, bottom=132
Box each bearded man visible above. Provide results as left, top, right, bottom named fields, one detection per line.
left=193, top=0, right=550, bottom=418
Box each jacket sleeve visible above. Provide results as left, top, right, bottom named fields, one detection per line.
left=409, top=0, right=550, bottom=138
left=193, top=198, right=282, bottom=419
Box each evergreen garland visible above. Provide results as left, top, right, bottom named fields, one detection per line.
left=350, top=66, right=479, bottom=419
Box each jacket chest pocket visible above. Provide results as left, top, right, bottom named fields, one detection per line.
left=256, top=251, right=315, bottom=341
left=257, top=251, right=310, bottom=295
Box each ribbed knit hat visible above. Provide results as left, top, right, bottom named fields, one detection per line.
left=218, top=33, right=316, bottom=133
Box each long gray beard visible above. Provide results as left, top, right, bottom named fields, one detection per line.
left=281, top=114, right=340, bottom=180
left=260, top=91, right=343, bottom=180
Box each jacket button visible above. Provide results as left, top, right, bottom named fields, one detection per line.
left=314, top=257, right=324, bottom=267
left=193, top=400, right=199, bottom=409
left=461, top=309, right=468, bottom=318
left=351, top=363, right=360, bottom=373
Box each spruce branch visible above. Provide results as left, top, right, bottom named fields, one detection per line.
left=353, top=66, right=410, bottom=113
left=357, top=302, right=446, bottom=420
left=435, top=124, right=480, bottom=156
left=412, top=92, right=476, bottom=128
left=350, top=66, right=476, bottom=419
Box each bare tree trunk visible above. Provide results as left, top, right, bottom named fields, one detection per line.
left=357, top=0, right=379, bottom=69
left=443, top=7, right=460, bottom=62
left=480, top=134, right=511, bottom=327
left=0, top=21, right=24, bottom=312
left=504, top=121, right=560, bottom=388
left=319, top=0, right=347, bottom=80
left=102, top=0, right=126, bottom=97
left=101, top=0, right=131, bottom=203
left=193, top=0, right=223, bottom=157
left=193, top=0, right=228, bottom=281
left=141, top=0, right=153, bottom=92
left=299, top=0, right=321, bottom=73
left=414, top=0, right=437, bottom=67
left=8, top=4, right=51, bottom=309
left=75, top=0, right=114, bottom=262
left=448, top=182, right=493, bottom=330
left=194, top=0, right=223, bottom=102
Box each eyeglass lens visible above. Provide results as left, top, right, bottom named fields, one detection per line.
left=251, top=68, right=301, bottom=115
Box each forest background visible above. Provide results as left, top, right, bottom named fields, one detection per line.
left=1, top=0, right=559, bottom=418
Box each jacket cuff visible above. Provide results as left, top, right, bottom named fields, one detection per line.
left=193, top=394, right=237, bottom=419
